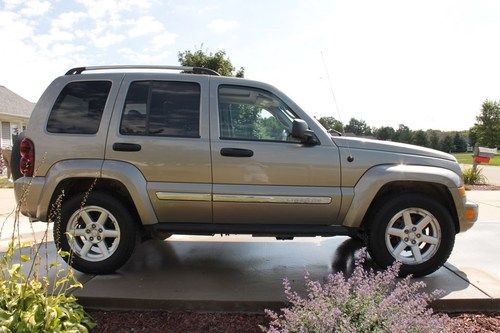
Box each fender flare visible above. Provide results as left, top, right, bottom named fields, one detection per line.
left=38, top=159, right=158, bottom=225
left=341, top=164, right=461, bottom=228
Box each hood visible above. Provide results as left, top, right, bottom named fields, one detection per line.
left=331, top=136, right=457, bottom=162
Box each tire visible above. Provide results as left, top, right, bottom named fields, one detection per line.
left=367, top=193, right=455, bottom=277
left=54, top=192, right=138, bottom=274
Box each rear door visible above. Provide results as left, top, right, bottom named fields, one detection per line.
left=105, top=73, right=212, bottom=223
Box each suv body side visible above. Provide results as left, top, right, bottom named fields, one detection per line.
left=14, top=72, right=477, bottom=234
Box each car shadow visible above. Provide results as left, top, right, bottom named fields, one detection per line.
left=113, top=236, right=471, bottom=298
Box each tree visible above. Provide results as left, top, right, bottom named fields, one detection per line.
left=427, top=130, right=440, bottom=150
left=473, top=100, right=500, bottom=148
left=374, top=126, right=395, bottom=141
left=344, top=118, right=371, bottom=136
left=178, top=48, right=244, bottom=77
left=468, top=126, right=478, bottom=147
left=393, top=124, right=413, bottom=143
left=440, top=135, right=454, bottom=152
left=413, top=130, right=429, bottom=147
left=318, top=116, right=343, bottom=133
left=453, top=133, right=467, bottom=153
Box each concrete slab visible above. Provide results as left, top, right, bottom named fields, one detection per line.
left=71, top=236, right=492, bottom=312
left=446, top=221, right=500, bottom=298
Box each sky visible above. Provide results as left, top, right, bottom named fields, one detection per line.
left=1, top=0, right=499, bottom=131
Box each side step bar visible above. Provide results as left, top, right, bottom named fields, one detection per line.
left=146, top=223, right=356, bottom=237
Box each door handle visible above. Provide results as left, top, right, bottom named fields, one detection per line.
left=112, top=143, right=142, bottom=152
left=220, top=148, right=254, bottom=157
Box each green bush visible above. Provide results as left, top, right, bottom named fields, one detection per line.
left=0, top=187, right=95, bottom=332
left=462, top=167, right=486, bottom=185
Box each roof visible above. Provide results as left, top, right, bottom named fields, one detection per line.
left=0, top=85, right=34, bottom=119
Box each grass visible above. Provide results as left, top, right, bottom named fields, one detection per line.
left=0, top=177, right=13, bottom=188
left=453, top=153, right=500, bottom=166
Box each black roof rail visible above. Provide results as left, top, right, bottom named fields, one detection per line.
left=65, top=65, right=221, bottom=76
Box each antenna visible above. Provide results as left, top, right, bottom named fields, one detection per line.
left=320, top=51, right=354, bottom=161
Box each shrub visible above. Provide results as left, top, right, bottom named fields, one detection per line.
left=462, top=167, right=486, bottom=185
left=262, top=249, right=453, bottom=333
left=0, top=184, right=95, bottom=332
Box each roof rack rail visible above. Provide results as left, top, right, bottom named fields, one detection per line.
left=65, top=65, right=221, bottom=76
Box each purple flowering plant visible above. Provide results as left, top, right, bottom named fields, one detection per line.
left=263, top=248, right=453, bottom=333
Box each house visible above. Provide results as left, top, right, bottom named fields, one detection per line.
left=0, top=85, right=34, bottom=148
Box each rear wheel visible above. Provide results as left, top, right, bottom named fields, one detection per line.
left=54, top=192, right=138, bottom=274
left=367, top=193, right=455, bottom=277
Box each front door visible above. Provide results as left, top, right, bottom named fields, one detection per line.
left=106, top=74, right=212, bottom=223
left=210, top=81, right=342, bottom=225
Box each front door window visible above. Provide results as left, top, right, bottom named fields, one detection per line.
left=218, top=85, right=300, bottom=143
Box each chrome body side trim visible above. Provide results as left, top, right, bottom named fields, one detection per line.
left=212, top=194, right=332, bottom=204
left=156, top=192, right=211, bottom=201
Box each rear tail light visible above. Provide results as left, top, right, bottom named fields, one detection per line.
left=19, top=138, right=35, bottom=177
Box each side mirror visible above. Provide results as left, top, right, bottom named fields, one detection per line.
left=291, top=119, right=318, bottom=145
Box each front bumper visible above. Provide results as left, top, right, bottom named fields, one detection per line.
left=459, top=200, right=479, bottom=232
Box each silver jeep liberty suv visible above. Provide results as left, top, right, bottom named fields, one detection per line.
left=13, top=65, right=478, bottom=277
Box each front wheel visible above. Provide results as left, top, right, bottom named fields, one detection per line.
left=367, top=193, right=455, bottom=277
left=54, top=192, right=138, bottom=274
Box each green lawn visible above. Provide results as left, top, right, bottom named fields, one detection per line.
left=453, top=153, right=500, bottom=166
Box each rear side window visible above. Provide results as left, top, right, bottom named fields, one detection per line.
left=47, top=81, right=111, bottom=134
left=120, top=81, right=200, bottom=138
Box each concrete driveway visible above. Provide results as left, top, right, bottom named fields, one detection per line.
left=1, top=188, right=499, bottom=312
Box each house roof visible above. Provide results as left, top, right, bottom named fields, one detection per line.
left=0, top=85, right=34, bottom=119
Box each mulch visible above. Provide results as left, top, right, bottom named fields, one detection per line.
left=87, top=310, right=500, bottom=333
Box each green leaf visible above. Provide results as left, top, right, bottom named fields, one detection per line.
left=19, top=255, right=30, bottom=263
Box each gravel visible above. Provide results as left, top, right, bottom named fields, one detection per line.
left=87, top=310, right=499, bottom=333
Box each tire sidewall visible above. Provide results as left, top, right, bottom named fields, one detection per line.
left=54, top=192, right=137, bottom=274
left=368, top=193, right=455, bottom=277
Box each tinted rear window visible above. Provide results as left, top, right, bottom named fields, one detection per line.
left=120, top=81, right=200, bottom=138
left=47, top=81, right=111, bottom=134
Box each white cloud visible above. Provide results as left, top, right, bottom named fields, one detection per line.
left=76, top=0, right=151, bottom=19
left=3, top=0, right=24, bottom=10
left=19, top=0, right=51, bottom=17
left=0, top=11, right=34, bottom=41
left=208, top=19, right=238, bottom=34
left=93, top=31, right=125, bottom=48
left=151, top=31, right=177, bottom=50
left=118, top=47, right=170, bottom=64
left=128, top=15, right=164, bottom=37
left=51, top=11, right=87, bottom=30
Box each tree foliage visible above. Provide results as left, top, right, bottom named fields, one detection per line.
left=440, top=135, right=454, bottom=153
left=428, top=130, right=440, bottom=150
left=453, top=133, right=468, bottom=153
left=344, top=118, right=371, bottom=136
left=473, top=100, right=500, bottom=148
left=413, top=130, right=429, bottom=147
left=374, top=126, right=395, bottom=141
left=178, top=48, right=245, bottom=77
left=318, top=116, right=344, bottom=133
